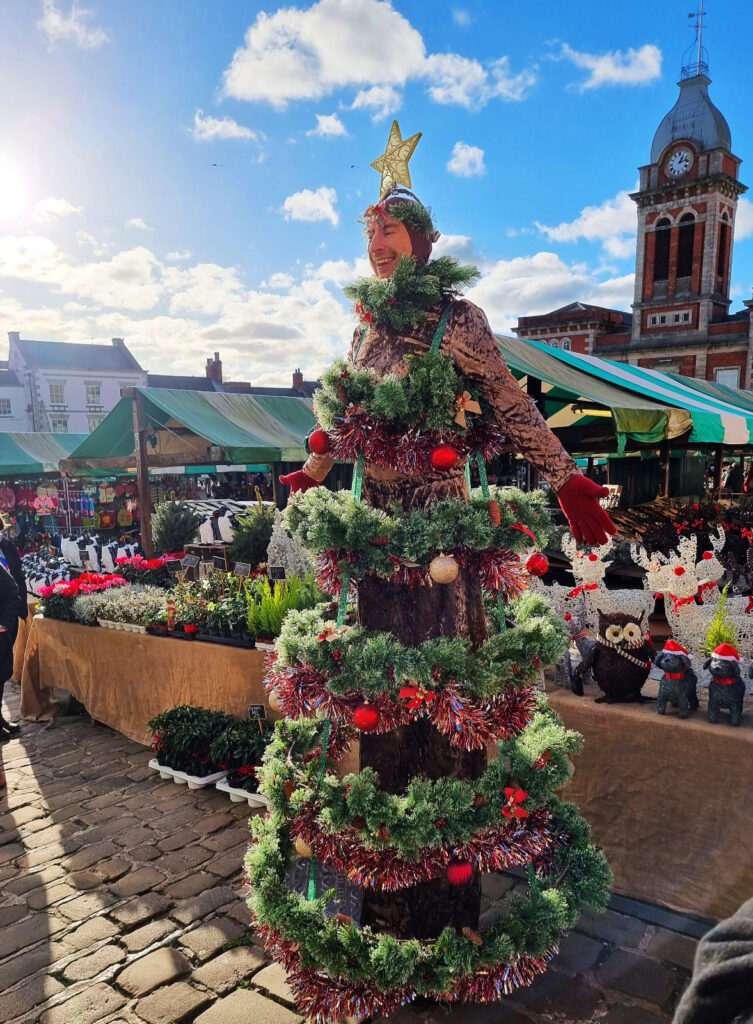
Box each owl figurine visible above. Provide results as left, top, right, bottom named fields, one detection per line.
left=573, top=610, right=655, bottom=703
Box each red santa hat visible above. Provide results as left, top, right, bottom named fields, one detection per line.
left=662, top=638, right=692, bottom=660
left=712, top=642, right=740, bottom=662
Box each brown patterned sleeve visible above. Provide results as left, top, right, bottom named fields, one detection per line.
left=446, top=300, right=579, bottom=492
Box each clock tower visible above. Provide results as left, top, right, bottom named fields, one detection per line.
left=631, top=54, right=747, bottom=343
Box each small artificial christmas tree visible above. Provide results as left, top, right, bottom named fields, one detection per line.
left=152, top=497, right=200, bottom=555
left=266, top=508, right=313, bottom=579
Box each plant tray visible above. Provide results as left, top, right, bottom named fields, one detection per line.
left=215, top=778, right=270, bottom=808
left=255, top=640, right=276, bottom=652
left=148, top=758, right=228, bottom=789
left=167, top=629, right=195, bottom=641
left=196, top=632, right=256, bottom=649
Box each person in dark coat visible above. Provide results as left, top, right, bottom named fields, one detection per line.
left=0, top=519, right=28, bottom=627
left=673, top=895, right=753, bottom=1024
left=0, top=553, right=20, bottom=738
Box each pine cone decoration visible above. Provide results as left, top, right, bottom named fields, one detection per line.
left=461, top=927, right=484, bottom=947
left=371, top=536, right=391, bottom=546
left=283, top=780, right=295, bottom=799
left=488, top=499, right=501, bottom=527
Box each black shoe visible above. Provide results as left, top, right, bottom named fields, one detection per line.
left=0, top=717, right=20, bottom=736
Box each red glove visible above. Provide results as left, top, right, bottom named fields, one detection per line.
left=278, top=470, right=320, bottom=494
left=557, top=475, right=617, bottom=546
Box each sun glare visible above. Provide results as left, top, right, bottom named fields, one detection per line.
left=0, top=154, right=29, bottom=221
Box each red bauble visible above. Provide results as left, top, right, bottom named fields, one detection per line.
left=447, top=860, right=474, bottom=886
left=308, top=428, right=332, bottom=455
left=525, top=552, right=549, bottom=577
left=429, top=444, right=459, bottom=471
left=352, top=703, right=380, bottom=732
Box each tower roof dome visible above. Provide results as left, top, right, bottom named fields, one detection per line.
left=650, top=74, right=731, bottom=163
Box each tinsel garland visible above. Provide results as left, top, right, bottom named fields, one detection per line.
left=326, top=407, right=503, bottom=475
left=289, top=805, right=558, bottom=890
left=267, top=657, right=538, bottom=751
left=315, top=546, right=526, bottom=598
left=257, top=923, right=557, bottom=1024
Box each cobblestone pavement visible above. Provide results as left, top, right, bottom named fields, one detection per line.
left=1, top=681, right=700, bottom=1024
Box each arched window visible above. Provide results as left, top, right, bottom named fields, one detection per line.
left=548, top=339, right=560, bottom=349
left=718, top=214, right=730, bottom=282
left=653, top=217, right=671, bottom=282
left=676, top=213, right=695, bottom=279
left=560, top=337, right=572, bottom=351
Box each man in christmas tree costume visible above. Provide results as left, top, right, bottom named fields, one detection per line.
left=252, top=124, right=612, bottom=1020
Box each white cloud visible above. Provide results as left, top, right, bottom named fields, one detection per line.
left=282, top=186, right=339, bottom=227
left=350, top=85, right=402, bottom=121
left=37, top=0, right=109, bottom=49
left=32, top=196, right=83, bottom=223
left=447, top=142, right=485, bottom=177
left=222, top=0, right=425, bottom=108
left=126, top=217, right=150, bottom=231
left=424, top=54, right=536, bottom=107
left=734, top=197, right=753, bottom=240
left=261, top=272, right=295, bottom=289
left=452, top=8, right=471, bottom=26
left=306, top=113, right=347, bottom=137
left=559, top=43, right=662, bottom=91
left=535, top=189, right=636, bottom=259
left=222, top=0, right=532, bottom=112
left=165, top=263, right=245, bottom=316
left=190, top=108, right=261, bottom=142
left=166, top=249, right=192, bottom=261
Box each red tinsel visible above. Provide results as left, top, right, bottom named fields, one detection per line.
left=256, top=923, right=557, bottom=1024
left=265, top=656, right=537, bottom=751
left=315, top=546, right=527, bottom=599
left=289, top=805, right=556, bottom=890
left=328, top=408, right=503, bottom=475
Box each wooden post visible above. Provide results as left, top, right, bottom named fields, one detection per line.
left=714, top=446, right=723, bottom=501
left=132, top=391, right=154, bottom=557
left=527, top=376, right=543, bottom=489
left=660, top=442, right=670, bottom=498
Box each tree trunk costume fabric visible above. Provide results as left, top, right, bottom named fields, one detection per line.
left=0, top=536, right=28, bottom=623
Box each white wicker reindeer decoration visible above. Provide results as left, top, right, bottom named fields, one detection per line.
left=561, top=533, right=615, bottom=629
left=695, top=526, right=726, bottom=605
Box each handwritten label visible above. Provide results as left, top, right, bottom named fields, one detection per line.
left=248, top=704, right=267, bottom=720
left=181, top=554, right=201, bottom=568
left=166, top=559, right=182, bottom=574
left=233, top=562, right=252, bottom=578
left=269, top=565, right=286, bottom=580
left=213, top=555, right=227, bottom=570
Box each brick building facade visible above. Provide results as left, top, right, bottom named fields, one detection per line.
left=514, top=59, right=753, bottom=390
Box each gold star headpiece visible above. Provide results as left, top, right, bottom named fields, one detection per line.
left=370, top=120, right=421, bottom=201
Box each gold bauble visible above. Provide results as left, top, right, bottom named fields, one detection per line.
left=268, top=690, right=283, bottom=713
left=294, top=836, right=313, bottom=859
left=429, top=553, right=458, bottom=584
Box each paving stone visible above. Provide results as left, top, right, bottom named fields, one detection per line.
left=3, top=863, right=65, bottom=894
left=225, top=900, right=254, bottom=927
left=20, top=838, right=81, bottom=868
left=62, top=839, right=120, bottom=872
left=118, top=947, right=191, bottom=996
left=157, top=826, right=196, bottom=853
left=201, top=828, right=247, bottom=853
left=171, top=885, right=237, bottom=925
left=0, top=841, right=24, bottom=864
left=22, top=819, right=81, bottom=848
left=552, top=929, right=606, bottom=974
left=192, top=811, right=234, bottom=835
left=61, top=914, right=120, bottom=951
left=512, top=969, right=606, bottom=1018
left=81, top=816, right=141, bottom=846
left=27, top=880, right=80, bottom=910
left=421, top=1002, right=530, bottom=1024
left=95, top=855, right=133, bottom=882
left=64, top=943, right=126, bottom=981
left=2, top=973, right=65, bottom=1021
left=39, top=982, right=127, bottom=1024
left=601, top=1005, right=669, bottom=1024
left=135, top=980, right=211, bottom=1024
left=0, top=944, right=56, bottom=990
left=57, top=889, right=116, bottom=920
left=163, top=872, right=219, bottom=899
left=126, top=764, right=155, bottom=782
left=253, top=961, right=297, bottom=1006
left=480, top=870, right=517, bottom=901
left=67, top=868, right=102, bottom=889
left=205, top=844, right=247, bottom=880
left=180, top=917, right=245, bottom=960
left=157, top=845, right=213, bottom=874
left=194, top=989, right=302, bottom=1024
left=109, top=865, right=165, bottom=898
left=0, top=911, right=68, bottom=958
left=596, top=949, right=681, bottom=1006
left=109, top=892, right=172, bottom=930
left=192, top=944, right=266, bottom=993
left=0, top=803, right=46, bottom=829
left=577, top=907, right=647, bottom=948
left=128, top=842, right=161, bottom=861
left=118, top=825, right=159, bottom=850
left=646, top=928, right=698, bottom=971
left=0, top=901, right=28, bottom=926
left=121, top=917, right=177, bottom=952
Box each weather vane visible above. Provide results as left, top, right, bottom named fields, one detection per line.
left=370, top=121, right=422, bottom=202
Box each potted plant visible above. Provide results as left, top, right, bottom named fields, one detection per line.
left=148, top=705, right=232, bottom=786
left=209, top=718, right=272, bottom=802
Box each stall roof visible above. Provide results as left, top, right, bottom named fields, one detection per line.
left=67, top=388, right=316, bottom=466
left=501, top=336, right=753, bottom=449
left=0, top=432, right=88, bottom=475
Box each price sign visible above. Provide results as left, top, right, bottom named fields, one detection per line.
left=233, top=562, right=252, bottom=578
left=181, top=554, right=201, bottom=568
left=213, top=555, right=227, bottom=570
left=248, top=704, right=267, bottom=720
left=166, top=559, right=182, bottom=574
left=269, top=565, right=286, bottom=580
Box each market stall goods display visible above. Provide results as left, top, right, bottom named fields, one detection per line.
left=249, top=123, right=612, bottom=1022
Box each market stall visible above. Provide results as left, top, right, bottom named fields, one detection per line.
left=20, top=616, right=276, bottom=745
left=549, top=684, right=753, bottom=921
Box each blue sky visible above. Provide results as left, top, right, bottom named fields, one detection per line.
left=1, top=0, right=752, bottom=385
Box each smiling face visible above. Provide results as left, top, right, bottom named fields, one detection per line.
left=366, top=213, right=413, bottom=278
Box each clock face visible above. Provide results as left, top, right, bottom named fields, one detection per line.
left=667, top=147, right=693, bottom=177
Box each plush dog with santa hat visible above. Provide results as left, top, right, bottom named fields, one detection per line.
left=703, top=643, right=745, bottom=726
left=654, top=639, right=698, bottom=719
